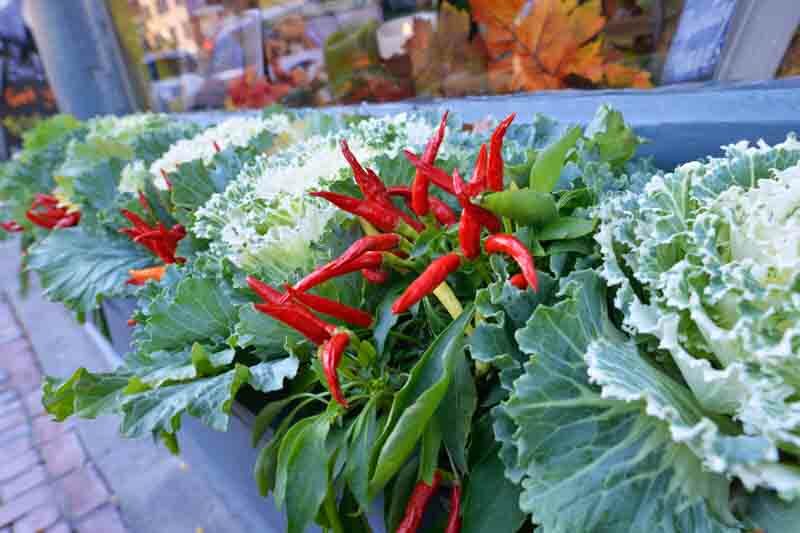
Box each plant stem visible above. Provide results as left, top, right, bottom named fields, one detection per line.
left=323, top=488, right=345, bottom=533
left=359, top=217, right=378, bottom=236
left=433, top=283, right=463, bottom=320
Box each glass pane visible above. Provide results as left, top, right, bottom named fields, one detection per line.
left=106, top=0, right=800, bottom=112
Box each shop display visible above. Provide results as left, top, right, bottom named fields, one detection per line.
left=118, top=0, right=685, bottom=111
left=2, top=104, right=799, bottom=532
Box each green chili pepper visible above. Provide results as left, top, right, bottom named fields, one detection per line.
left=478, top=188, right=558, bottom=227
left=529, top=126, right=582, bottom=192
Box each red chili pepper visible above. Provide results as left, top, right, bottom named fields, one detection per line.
left=392, top=253, right=461, bottom=314
left=254, top=302, right=333, bottom=345
left=396, top=471, right=443, bottom=533
left=53, top=213, right=81, bottom=228
left=340, top=140, right=387, bottom=201
left=452, top=170, right=502, bottom=234
left=294, top=238, right=389, bottom=293
left=284, top=286, right=373, bottom=329
left=467, top=144, right=488, bottom=197
left=509, top=273, right=527, bottom=289
left=1, top=220, right=24, bottom=233
left=467, top=205, right=501, bottom=233
left=453, top=171, right=481, bottom=252
left=127, top=318, right=137, bottom=327
left=411, top=111, right=449, bottom=216
left=247, top=275, right=284, bottom=304
left=458, top=208, right=481, bottom=260
left=320, top=332, right=350, bottom=408
left=25, top=194, right=80, bottom=229
left=120, top=210, right=185, bottom=264
left=484, top=234, right=538, bottom=292
left=387, top=186, right=457, bottom=226
left=361, top=268, right=389, bottom=284
left=445, top=484, right=462, bottom=533
left=488, top=114, right=515, bottom=191
left=138, top=191, right=153, bottom=211
left=311, top=191, right=424, bottom=233
left=126, top=265, right=167, bottom=286
left=213, top=140, right=221, bottom=153
left=338, top=234, right=400, bottom=268
left=403, top=150, right=456, bottom=195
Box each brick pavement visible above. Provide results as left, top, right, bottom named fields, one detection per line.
left=0, top=298, right=128, bottom=533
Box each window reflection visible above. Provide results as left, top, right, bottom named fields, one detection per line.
left=113, top=0, right=796, bottom=112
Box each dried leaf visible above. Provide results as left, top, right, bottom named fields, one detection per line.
left=470, top=0, right=653, bottom=92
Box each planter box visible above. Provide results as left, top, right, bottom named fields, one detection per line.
left=101, top=79, right=800, bottom=531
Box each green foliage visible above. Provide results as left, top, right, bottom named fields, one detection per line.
left=27, top=227, right=153, bottom=313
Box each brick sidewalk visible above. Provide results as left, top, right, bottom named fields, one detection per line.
left=0, top=298, right=128, bottom=533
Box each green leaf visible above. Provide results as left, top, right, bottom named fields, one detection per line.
left=418, top=417, right=442, bottom=484
left=254, top=396, right=320, bottom=495
left=247, top=358, right=299, bottom=393
left=119, top=364, right=251, bottom=437
left=744, top=490, right=800, bottom=532
left=170, top=148, right=249, bottom=221
left=584, top=104, right=642, bottom=167
left=43, top=368, right=130, bottom=421
left=345, top=398, right=379, bottom=509
left=529, top=126, right=582, bottom=192
left=338, top=487, right=372, bottom=533
left=125, top=348, right=199, bottom=387
left=252, top=396, right=294, bottom=448
left=435, top=348, right=476, bottom=474
left=370, top=306, right=474, bottom=495
left=278, top=415, right=333, bottom=533
left=22, top=114, right=82, bottom=152
left=537, top=216, right=596, bottom=241
left=28, top=227, right=153, bottom=313
left=255, top=434, right=282, bottom=496
left=188, top=343, right=234, bottom=377
left=478, top=189, right=558, bottom=227
left=500, top=271, right=738, bottom=532
left=135, top=275, right=243, bottom=353
left=71, top=158, right=127, bottom=216
left=461, top=447, right=525, bottom=533
left=373, top=286, right=403, bottom=358
left=385, top=457, right=420, bottom=533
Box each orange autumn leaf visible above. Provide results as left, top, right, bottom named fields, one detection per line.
left=470, top=0, right=653, bottom=92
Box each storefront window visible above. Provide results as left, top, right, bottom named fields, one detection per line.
left=107, top=0, right=797, bottom=112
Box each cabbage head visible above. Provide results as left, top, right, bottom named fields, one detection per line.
left=597, top=135, right=800, bottom=499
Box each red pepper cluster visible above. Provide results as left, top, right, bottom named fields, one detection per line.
left=0, top=220, right=24, bottom=233
left=120, top=193, right=186, bottom=285
left=247, top=275, right=377, bottom=408
left=246, top=113, right=539, bottom=411
left=24, top=194, right=81, bottom=230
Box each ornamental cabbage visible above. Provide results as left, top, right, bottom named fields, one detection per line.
left=596, top=136, right=800, bottom=498
left=193, top=113, right=472, bottom=279
left=149, top=114, right=295, bottom=189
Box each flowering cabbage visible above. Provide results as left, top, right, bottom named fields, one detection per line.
left=149, top=114, right=295, bottom=189
left=596, top=136, right=800, bottom=498
left=54, top=113, right=199, bottom=207
left=194, top=113, right=472, bottom=279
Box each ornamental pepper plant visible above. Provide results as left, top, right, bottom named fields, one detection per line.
left=14, top=106, right=799, bottom=532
